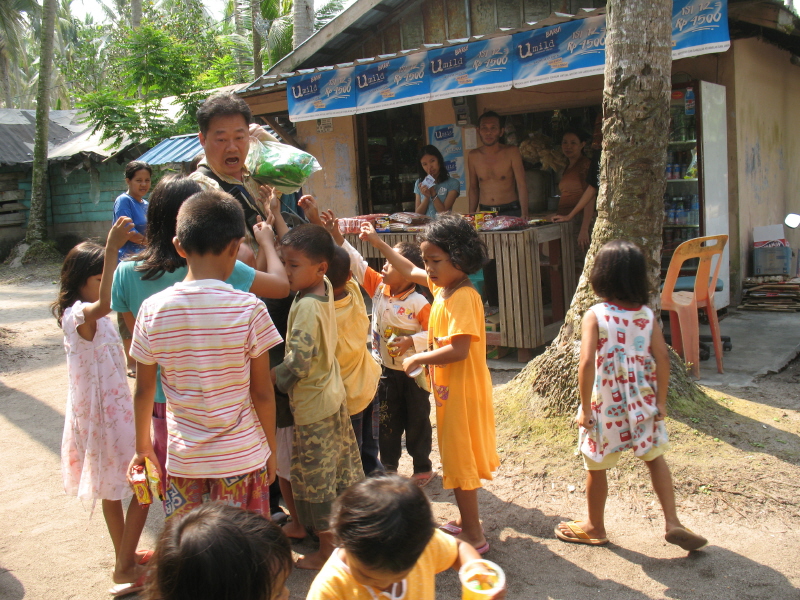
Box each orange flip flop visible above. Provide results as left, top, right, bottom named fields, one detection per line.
left=554, top=521, right=608, bottom=546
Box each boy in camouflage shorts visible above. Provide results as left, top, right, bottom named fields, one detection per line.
left=272, top=224, right=362, bottom=569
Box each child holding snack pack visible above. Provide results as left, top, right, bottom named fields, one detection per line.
left=306, top=474, right=505, bottom=600
left=53, top=217, right=151, bottom=596
left=555, top=240, right=708, bottom=551
left=128, top=190, right=282, bottom=522
left=360, top=215, right=499, bottom=554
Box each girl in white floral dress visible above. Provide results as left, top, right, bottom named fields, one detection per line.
left=555, top=240, right=707, bottom=553
left=53, top=217, right=151, bottom=596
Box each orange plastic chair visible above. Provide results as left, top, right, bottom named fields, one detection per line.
left=661, top=235, right=728, bottom=378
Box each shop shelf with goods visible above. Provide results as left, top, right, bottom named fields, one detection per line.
left=358, top=105, right=424, bottom=215
left=662, top=81, right=730, bottom=309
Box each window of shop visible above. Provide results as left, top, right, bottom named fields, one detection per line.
left=357, top=104, right=424, bottom=215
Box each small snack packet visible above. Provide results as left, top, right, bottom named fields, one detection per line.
left=131, top=465, right=152, bottom=506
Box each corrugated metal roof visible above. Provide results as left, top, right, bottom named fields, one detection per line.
left=0, top=109, right=83, bottom=166
left=136, top=134, right=203, bottom=165
left=0, top=109, right=129, bottom=166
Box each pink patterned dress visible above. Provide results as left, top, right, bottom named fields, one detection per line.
left=578, top=302, right=669, bottom=462
left=61, top=301, right=135, bottom=501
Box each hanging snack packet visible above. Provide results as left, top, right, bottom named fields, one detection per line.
left=246, top=138, right=322, bottom=194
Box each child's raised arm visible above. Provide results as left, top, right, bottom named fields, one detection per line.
left=251, top=216, right=290, bottom=298
left=80, top=216, right=133, bottom=325
left=359, top=222, right=428, bottom=287
left=576, top=309, right=599, bottom=430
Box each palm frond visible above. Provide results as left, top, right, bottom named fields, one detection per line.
left=314, top=0, right=344, bottom=31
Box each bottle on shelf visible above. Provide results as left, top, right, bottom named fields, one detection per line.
left=685, top=87, right=695, bottom=116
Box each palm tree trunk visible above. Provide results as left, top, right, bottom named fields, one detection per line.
left=131, top=0, right=142, bottom=28
left=293, top=0, right=314, bottom=49
left=0, top=53, right=13, bottom=108
left=498, top=0, right=688, bottom=416
left=26, top=0, right=57, bottom=244
left=252, top=0, right=262, bottom=79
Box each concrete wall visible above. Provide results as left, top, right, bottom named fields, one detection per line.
left=731, top=38, right=800, bottom=279
left=295, top=117, right=360, bottom=218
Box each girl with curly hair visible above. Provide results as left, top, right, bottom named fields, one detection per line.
left=359, top=214, right=499, bottom=555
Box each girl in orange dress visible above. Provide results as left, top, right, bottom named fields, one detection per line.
left=360, top=215, right=499, bottom=555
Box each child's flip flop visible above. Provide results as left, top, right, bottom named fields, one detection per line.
left=665, top=527, right=708, bottom=551
left=438, top=521, right=462, bottom=536
left=554, top=521, right=609, bottom=546
left=109, top=573, right=147, bottom=597
left=412, top=471, right=437, bottom=488
left=137, top=550, right=154, bottom=565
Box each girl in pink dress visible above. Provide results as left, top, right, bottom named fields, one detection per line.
left=53, top=217, right=151, bottom=596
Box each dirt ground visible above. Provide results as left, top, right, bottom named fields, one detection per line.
left=1, top=263, right=799, bottom=600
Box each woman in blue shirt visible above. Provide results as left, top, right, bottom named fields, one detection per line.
left=413, top=145, right=460, bottom=219
left=113, top=160, right=151, bottom=375
left=113, top=161, right=152, bottom=263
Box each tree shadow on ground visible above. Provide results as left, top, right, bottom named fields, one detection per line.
left=0, top=568, right=25, bottom=600
left=0, top=381, right=64, bottom=456
left=609, top=544, right=800, bottom=600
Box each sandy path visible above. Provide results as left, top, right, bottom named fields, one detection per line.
left=1, top=280, right=798, bottom=599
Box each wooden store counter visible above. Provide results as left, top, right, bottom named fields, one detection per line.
left=345, top=222, right=576, bottom=361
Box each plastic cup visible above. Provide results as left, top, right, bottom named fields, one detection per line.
left=407, top=366, right=423, bottom=378
left=459, top=559, right=505, bottom=599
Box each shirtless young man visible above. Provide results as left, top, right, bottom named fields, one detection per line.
left=467, top=111, right=529, bottom=220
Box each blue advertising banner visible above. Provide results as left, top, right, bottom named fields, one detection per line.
left=512, top=0, right=730, bottom=89
left=512, top=16, right=606, bottom=89
left=428, top=36, right=513, bottom=100
left=355, top=53, right=429, bottom=113
left=287, top=67, right=357, bottom=123
left=671, top=0, right=730, bottom=59
left=428, top=124, right=466, bottom=196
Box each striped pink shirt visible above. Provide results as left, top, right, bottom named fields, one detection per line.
left=131, top=280, right=282, bottom=478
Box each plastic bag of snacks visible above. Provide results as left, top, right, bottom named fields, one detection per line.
left=338, top=218, right=376, bottom=235
left=389, top=212, right=432, bottom=225
left=481, top=216, right=529, bottom=231
left=246, top=138, right=322, bottom=194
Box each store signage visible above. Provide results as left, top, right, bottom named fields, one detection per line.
left=286, top=0, right=730, bottom=121
left=428, top=36, right=513, bottom=100
left=671, top=0, right=731, bottom=59
left=428, top=124, right=466, bottom=196
left=512, top=15, right=607, bottom=88
left=287, top=66, right=357, bottom=122
left=355, top=52, right=430, bottom=113
left=512, top=0, right=729, bottom=88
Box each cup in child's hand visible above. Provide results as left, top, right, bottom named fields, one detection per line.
left=459, top=559, right=505, bottom=599
left=407, top=366, right=423, bottom=378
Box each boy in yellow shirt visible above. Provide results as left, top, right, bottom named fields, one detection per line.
left=306, top=475, right=506, bottom=600
left=327, top=245, right=383, bottom=475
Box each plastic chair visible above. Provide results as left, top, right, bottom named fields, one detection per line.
left=661, top=235, right=728, bottom=378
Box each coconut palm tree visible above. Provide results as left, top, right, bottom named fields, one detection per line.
left=0, top=0, right=38, bottom=108
left=254, top=0, right=344, bottom=71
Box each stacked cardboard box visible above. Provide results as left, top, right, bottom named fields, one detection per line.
left=739, top=277, right=800, bottom=312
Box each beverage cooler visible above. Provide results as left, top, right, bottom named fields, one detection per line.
left=663, top=80, right=730, bottom=309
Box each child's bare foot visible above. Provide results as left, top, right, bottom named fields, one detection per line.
left=282, top=520, right=307, bottom=540
left=457, top=526, right=487, bottom=552
left=555, top=520, right=608, bottom=545
left=295, top=550, right=329, bottom=570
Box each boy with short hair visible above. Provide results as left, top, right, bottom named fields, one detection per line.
left=272, top=224, right=363, bottom=570
left=128, top=189, right=282, bottom=520
left=326, top=245, right=382, bottom=476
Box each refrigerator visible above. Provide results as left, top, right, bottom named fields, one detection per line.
left=663, top=80, right=730, bottom=309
